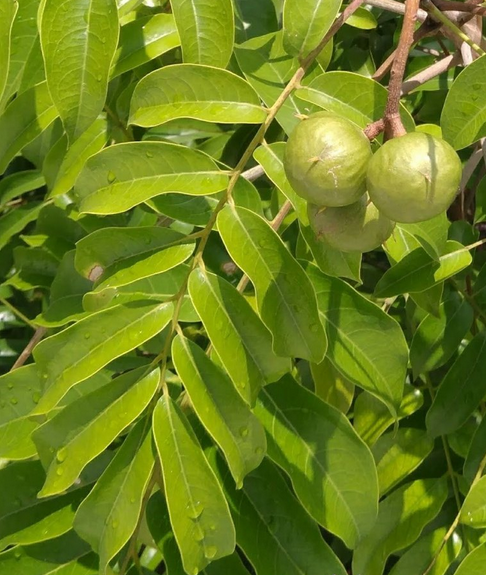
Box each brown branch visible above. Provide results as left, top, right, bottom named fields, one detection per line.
left=401, top=52, right=461, bottom=94
left=384, top=0, right=422, bottom=138
left=10, top=327, right=47, bottom=370
left=433, top=0, right=486, bottom=15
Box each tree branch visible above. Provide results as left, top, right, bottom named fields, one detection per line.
left=384, top=0, right=422, bottom=138
left=10, top=327, right=47, bottom=370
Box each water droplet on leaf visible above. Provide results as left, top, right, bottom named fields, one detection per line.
left=10, top=397, right=18, bottom=405
left=239, top=426, right=249, bottom=438
left=107, top=171, right=116, bottom=183
left=56, top=449, right=67, bottom=463
left=56, top=467, right=64, bottom=476
left=187, top=501, right=204, bottom=519
left=204, top=545, right=217, bottom=559
left=84, top=333, right=91, bottom=339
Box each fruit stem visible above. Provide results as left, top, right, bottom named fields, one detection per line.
left=384, top=0, right=421, bottom=139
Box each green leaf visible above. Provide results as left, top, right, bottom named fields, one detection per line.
left=0, top=170, right=45, bottom=209
left=188, top=268, right=289, bottom=405
left=117, top=0, right=143, bottom=17
left=375, top=242, right=472, bottom=298
left=217, top=205, right=326, bottom=363
left=0, top=0, right=43, bottom=111
left=129, top=65, right=266, bottom=127
left=0, top=81, right=57, bottom=175
left=255, top=376, right=378, bottom=549
left=0, top=202, right=43, bottom=251
left=73, top=419, right=155, bottom=575
left=410, top=294, right=474, bottom=378
left=454, top=543, right=486, bottom=575
left=74, top=141, right=229, bottom=215
left=354, top=385, right=424, bottom=446
left=306, top=263, right=407, bottom=414
left=147, top=491, right=252, bottom=575
left=40, top=0, right=119, bottom=142
left=75, top=226, right=195, bottom=291
left=0, top=365, right=41, bottom=460
left=0, top=484, right=89, bottom=550
left=0, top=532, right=97, bottom=575
left=111, top=14, right=180, bottom=78
left=32, top=301, right=173, bottom=414
left=0, top=0, right=18, bottom=103
left=426, top=332, right=486, bottom=437
left=216, top=456, right=348, bottom=575
left=346, top=7, right=378, bottom=29
left=460, top=475, right=486, bottom=527
left=170, top=0, right=234, bottom=68
left=464, top=415, right=486, bottom=482
left=389, top=526, right=462, bottom=575
left=353, top=478, right=448, bottom=575
left=152, top=395, right=236, bottom=574
left=172, top=334, right=266, bottom=487
left=283, top=0, right=342, bottom=57
left=372, top=428, right=434, bottom=495
left=253, top=142, right=307, bottom=222
left=234, top=32, right=318, bottom=135
left=4, top=246, right=58, bottom=291
left=36, top=251, right=92, bottom=328
left=82, top=265, right=197, bottom=321
left=441, top=54, right=486, bottom=150
left=48, top=118, right=108, bottom=197
left=33, top=367, right=159, bottom=497
left=310, top=356, right=355, bottom=413
left=295, top=71, right=415, bottom=131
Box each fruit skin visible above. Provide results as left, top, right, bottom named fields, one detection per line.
left=308, top=195, right=395, bottom=253
left=367, top=132, right=462, bottom=224
left=284, top=111, right=372, bottom=207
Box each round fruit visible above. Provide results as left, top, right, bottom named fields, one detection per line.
left=284, top=111, right=372, bottom=207
left=308, top=195, right=395, bottom=253
left=367, top=132, right=462, bottom=223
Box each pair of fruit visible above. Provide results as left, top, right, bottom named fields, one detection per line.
left=283, top=112, right=462, bottom=253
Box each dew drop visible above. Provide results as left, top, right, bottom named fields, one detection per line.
left=101, top=37, right=106, bottom=44
left=310, top=323, right=319, bottom=333
left=146, top=151, right=154, bottom=158
left=56, top=467, right=64, bottom=476
left=97, top=74, right=102, bottom=82
left=258, top=239, right=269, bottom=248
left=10, top=397, right=18, bottom=405
left=32, top=391, right=41, bottom=404
left=7, top=383, right=13, bottom=390
left=238, top=381, right=247, bottom=390
left=84, top=333, right=91, bottom=340
left=130, top=497, right=136, bottom=504
left=472, top=83, right=481, bottom=90
left=194, top=526, right=205, bottom=542
left=255, top=447, right=264, bottom=456
left=187, top=501, right=204, bottom=520
left=56, top=448, right=67, bottom=463
left=239, top=426, right=249, bottom=438
left=204, top=545, right=217, bottom=559
left=292, top=304, right=300, bottom=313
left=192, top=568, right=199, bottom=575
left=112, top=520, right=119, bottom=529
left=14, top=551, right=21, bottom=560
left=41, top=372, right=48, bottom=380
left=107, top=170, right=116, bottom=183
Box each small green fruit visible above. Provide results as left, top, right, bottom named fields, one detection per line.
left=367, top=132, right=462, bottom=223
left=308, top=195, right=395, bottom=253
left=284, top=112, right=372, bottom=207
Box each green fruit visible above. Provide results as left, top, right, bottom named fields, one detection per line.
left=284, top=112, right=372, bottom=207
left=367, top=132, right=462, bottom=223
left=308, top=195, right=395, bottom=253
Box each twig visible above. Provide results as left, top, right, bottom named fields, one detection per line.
left=433, top=0, right=486, bottom=15
left=242, top=165, right=265, bottom=182
left=10, top=327, right=47, bottom=370
left=0, top=297, right=37, bottom=330
left=384, top=0, right=422, bottom=138
left=366, top=0, right=428, bottom=20
left=401, top=52, right=461, bottom=94
left=421, top=0, right=486, bottom=55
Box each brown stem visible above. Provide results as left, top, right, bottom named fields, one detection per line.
left=384, top=0, right=422, bottom=138
left=10, top=327, right=47, bottom=370
left=433, top=0, right=486, bottom=15
left=364, top=118, right=386, bottom=140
